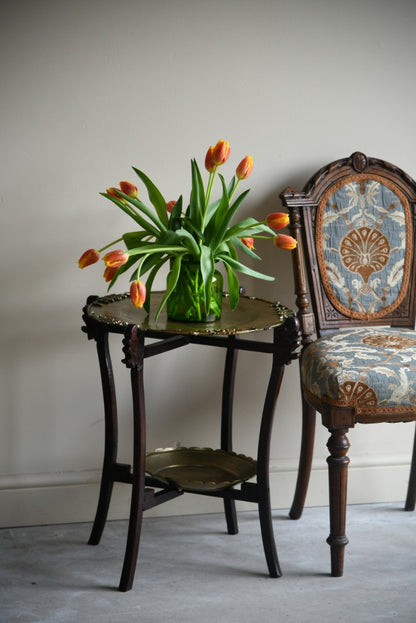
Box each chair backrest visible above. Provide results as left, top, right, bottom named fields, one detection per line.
left=280, top=152, right=416, bottom=343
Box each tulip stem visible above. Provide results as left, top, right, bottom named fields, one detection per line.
left=132, top=255, right=148, bottom=282
left=98, top=237, right=124, bottom=253
left=229, top=178, right=241, bottom=202
left=204, top=168, right=217, bottom=211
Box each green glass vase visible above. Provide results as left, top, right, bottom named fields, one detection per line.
left=167, top=262, right=223, bottom=322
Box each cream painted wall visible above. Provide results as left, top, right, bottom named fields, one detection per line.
left=1, top=0, right=416, bottom=527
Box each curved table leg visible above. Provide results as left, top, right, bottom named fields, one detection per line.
left=289, top=394, right=316, bottom=520
left=256, top=332, right=286, bottom=577
left=119, top=327, right=146, bottom=592
left=89, top=332, right=118, bottom=546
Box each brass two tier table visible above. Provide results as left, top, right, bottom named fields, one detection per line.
left=82, top=292, right=300, bottom=591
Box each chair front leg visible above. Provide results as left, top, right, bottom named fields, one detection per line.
left=326, top=428, right=350, bottom=577
left=289, top=394, right=316, bottom=520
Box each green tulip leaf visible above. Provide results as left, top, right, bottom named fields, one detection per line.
left=217, top=254, right=274, bottom=281
left=127, top=242, right=187, bottom=257
left=123, top=231, right=150, bottom=249
left=189, top=159, right=205, bottom=231
left=101, top=192, right=161, bottom=238
left=200, top=244, right=214, bottom=309
left=232, top=235, right=262, bottom=260
left=224, top=263, right=239, bottom=309
left=132, top=167, right=169, bottom=229
left=174, top=228, right=200, bottom=257
left=115, top=191, right=167, bottom=233
left=168, top=196, right=183, bottom=230
left=143, top=256, right=169, bottom=313
left=155, top=254, right=183, bottom=321
left=210, top=189, right=250, bottom=251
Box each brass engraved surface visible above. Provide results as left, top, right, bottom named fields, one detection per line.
left=85, top=292, right=293, bottom=335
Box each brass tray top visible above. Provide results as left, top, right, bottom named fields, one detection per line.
left=85, top=292, right=292, bottom=336
left=145, top=446, right=257, bottom=492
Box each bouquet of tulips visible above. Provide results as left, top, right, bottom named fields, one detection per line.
left=78, top=139, right=296, bottom=319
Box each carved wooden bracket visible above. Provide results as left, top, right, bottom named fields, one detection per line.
left=122, top=325, right=144, bottom=370
left=274, top=315, right=301, bottom=367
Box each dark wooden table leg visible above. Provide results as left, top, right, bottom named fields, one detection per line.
left=221, top=338, right=239, bottom=535
left=289, top=395, right=316, bottom=520
left=257, top=316, right=300, bottom=577
left=89, top=331, right=118, bottom=546
left=257, top=335, right=284, bottom=578
left=119, top=326, right=146, bottom=592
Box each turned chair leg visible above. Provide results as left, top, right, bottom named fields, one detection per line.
left=405, top=423, right=416, bottom=512
left=289, top=397, right=316, bottom=520
left=326, top=428, right=350, bottom=577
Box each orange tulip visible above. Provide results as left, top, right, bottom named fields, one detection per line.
left=240, top=237, right=255, bottom=250
left=119, top=180, right=138, bottom=198
left=205, top=145, right=216, bottom=173
left=106, top=187, right=122, bottom=198
left=103, top=265, right=118, bottom=283
left=273, top=234, right=297, bottom=250
left=236, top=156, right=253, bottom=180
left=103, top=249, right=129, bottom=268
left=212, top=139, right=231, bottom=166
left=130, top=280, right=146, bottom=308
left=266, top=212, right=290, bottom=230
left=78, top=248, right=100, bottom=268
left=166, top=200, right=177, bottom=213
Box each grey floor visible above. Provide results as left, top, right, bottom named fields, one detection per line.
left=1, top=503, right=415, bottom=623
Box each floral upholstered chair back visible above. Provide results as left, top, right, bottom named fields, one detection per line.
left=283, top=152, right=416, bottom=337
left=318, top=175, right=412, bottom=322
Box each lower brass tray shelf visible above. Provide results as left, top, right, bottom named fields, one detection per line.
left=145, top=447, right=257, bottom=492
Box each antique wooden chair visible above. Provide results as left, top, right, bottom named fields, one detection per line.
left=280, top=151, right=416, bottom=576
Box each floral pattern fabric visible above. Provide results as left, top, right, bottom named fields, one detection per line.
left=316, top=177, right=412, bottom=320
left=301, top=327, right=416, bottom=418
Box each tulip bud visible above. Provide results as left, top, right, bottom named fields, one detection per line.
left=103, top=265, right=118, bottom=283
left=119, top=180, right=138, bottom=198
left=240, top=237, right=255, bottom=250
left=236, top=155, right=253, bottom=180
left=130, top=280, right=146, bottom=308
left=212, top=140, right=231, bottom=166
left=266, top=212, right=290, bottom=230
left=205, top=145, right=216, bottom=173
left=106, top=187, right=122, bottom=198
left=78, top=248, right=100, bottom=269
left=166, top=200, right=177, bottom=213
left=103, top=249, right=129, bottom=268
left=273, top=234, right=297, bottom=250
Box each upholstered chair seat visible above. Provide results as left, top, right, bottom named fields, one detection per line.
left=302, top=327, right=416, bottom=422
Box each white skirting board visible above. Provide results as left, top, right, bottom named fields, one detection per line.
left=0, top=456, right=411, bottom=528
